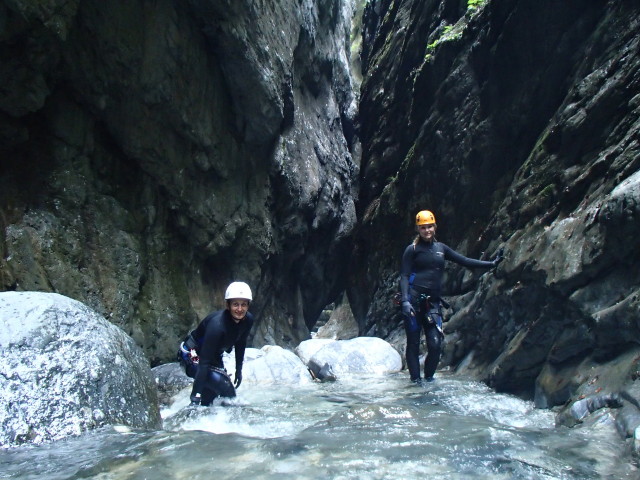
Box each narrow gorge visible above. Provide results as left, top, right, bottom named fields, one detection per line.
left=2, top=0, right=640, bottom=455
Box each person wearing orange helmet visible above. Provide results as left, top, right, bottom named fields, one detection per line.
left=400, top=210, right=503, bottom=384
left=179, top=281, right=255, bottom=406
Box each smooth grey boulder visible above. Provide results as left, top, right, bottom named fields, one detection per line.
left=305, top=337, right=403, bottom=378
left=225, top=346, right=313, bottom=386
left=0, top=292, right=161, bottom=448
left=296, top=338, right=337, bottom=365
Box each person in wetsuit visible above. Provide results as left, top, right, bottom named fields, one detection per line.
left=400, top=210, right=503, bottom=384
left=188, top=281, right=255, bottom=406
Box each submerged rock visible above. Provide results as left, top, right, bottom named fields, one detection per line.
left=0, top=292, right=161, bottom=448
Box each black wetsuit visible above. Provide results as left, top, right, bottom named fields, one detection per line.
left=400, top=240, right=493, bottom=381
left=190, top=309, right=254, bottom=405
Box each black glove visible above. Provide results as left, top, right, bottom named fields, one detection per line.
left=492, top=248, right=505, bottom=267
left=402, top=301, right=415, bottom=318
left=190, top=393, right=202, bottom=406
left=234, top=370, right=242, bottom=388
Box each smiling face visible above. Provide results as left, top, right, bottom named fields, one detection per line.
left=227, top=298, right=250, bottom=322
left=417, top=223, right=436, bottom=242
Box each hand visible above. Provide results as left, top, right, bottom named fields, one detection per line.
left=492, top=248, right=505, bottom=267
left=234, top=371, right=242, bottom=389
left=402, top=301, right=415, bottom=318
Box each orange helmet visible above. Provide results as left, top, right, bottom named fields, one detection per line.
left=415, top=210, right=436, bottom=225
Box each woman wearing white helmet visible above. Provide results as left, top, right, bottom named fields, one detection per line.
left=184, top=281, right=255, bottom=406
left=400, top=210, right=503, bottom=385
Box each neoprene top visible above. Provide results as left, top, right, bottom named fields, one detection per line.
left=191, top=308, right=254, bottom=396
left=400, top=240, right=493, bottom=301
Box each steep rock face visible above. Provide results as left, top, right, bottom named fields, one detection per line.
left=0, top=0, right=359, bottom=361
left=350, top=0, right=640, bottom=406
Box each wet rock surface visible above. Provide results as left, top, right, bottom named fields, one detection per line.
left=0, top=0, right=359, bottom=361
left=350, top=0, right=640, bottom=414
left=0, top=292, right=161, bottom=448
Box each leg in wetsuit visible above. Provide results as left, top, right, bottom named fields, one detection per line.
left=404, top=297, right=444, bottom=382
left=199, top=367, right=237, bottom=406
left=404, top=316, right=422, bottom=382
left=423, top=302, right=444, bottom=380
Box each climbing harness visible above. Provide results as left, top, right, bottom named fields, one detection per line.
left=177, top=332, right=201, bottom=378
left=392, top=273, right=417, bottom=306
left=410, top=294, right=448, bottom=337
left=179, top=342, right=199, bottom=364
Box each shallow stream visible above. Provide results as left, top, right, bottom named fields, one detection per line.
left=1, top=373, right=637, bottom=479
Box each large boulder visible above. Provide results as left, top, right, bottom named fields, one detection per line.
left=296, top=338, right=337, bottom=365
left=305, top=337, right=403, bottom=378
left=0, top=291, right=161, bottom=448
left=225, top=346, right=313, bottom=386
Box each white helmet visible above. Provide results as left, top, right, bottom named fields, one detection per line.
left=224, top=281, right=252, bottom=301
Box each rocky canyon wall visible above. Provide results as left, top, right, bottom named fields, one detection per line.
left=3, top=0, right=640, bottom=417
left=350, top=0, right=640, bottom=408
left=0, top=0, right=359, bottom=363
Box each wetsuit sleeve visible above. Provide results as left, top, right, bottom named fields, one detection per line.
left=400, top=245, right=414, bottom=302
left=191, top=314, right=224, bottom=397
left=443, top=244, right=494, bottom=269
left=234, top=314, right=254, bottom=372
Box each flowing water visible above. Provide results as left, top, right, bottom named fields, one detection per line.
left=1, top=373, right=637, bottom=479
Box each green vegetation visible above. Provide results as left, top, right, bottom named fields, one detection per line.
left=426, top=23, right=463, bottom=56
left=416, top=2, right=489, bottom=78
left=539, top=184, right=556, bottom=198
left=397, top=143, right=417, bottom=179
left=467, top=0, right=487, bottom=11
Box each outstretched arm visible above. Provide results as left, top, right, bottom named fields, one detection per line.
left=233, top=314, right=254, bottom=388
left=444, top=245, right=503, bottom=269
